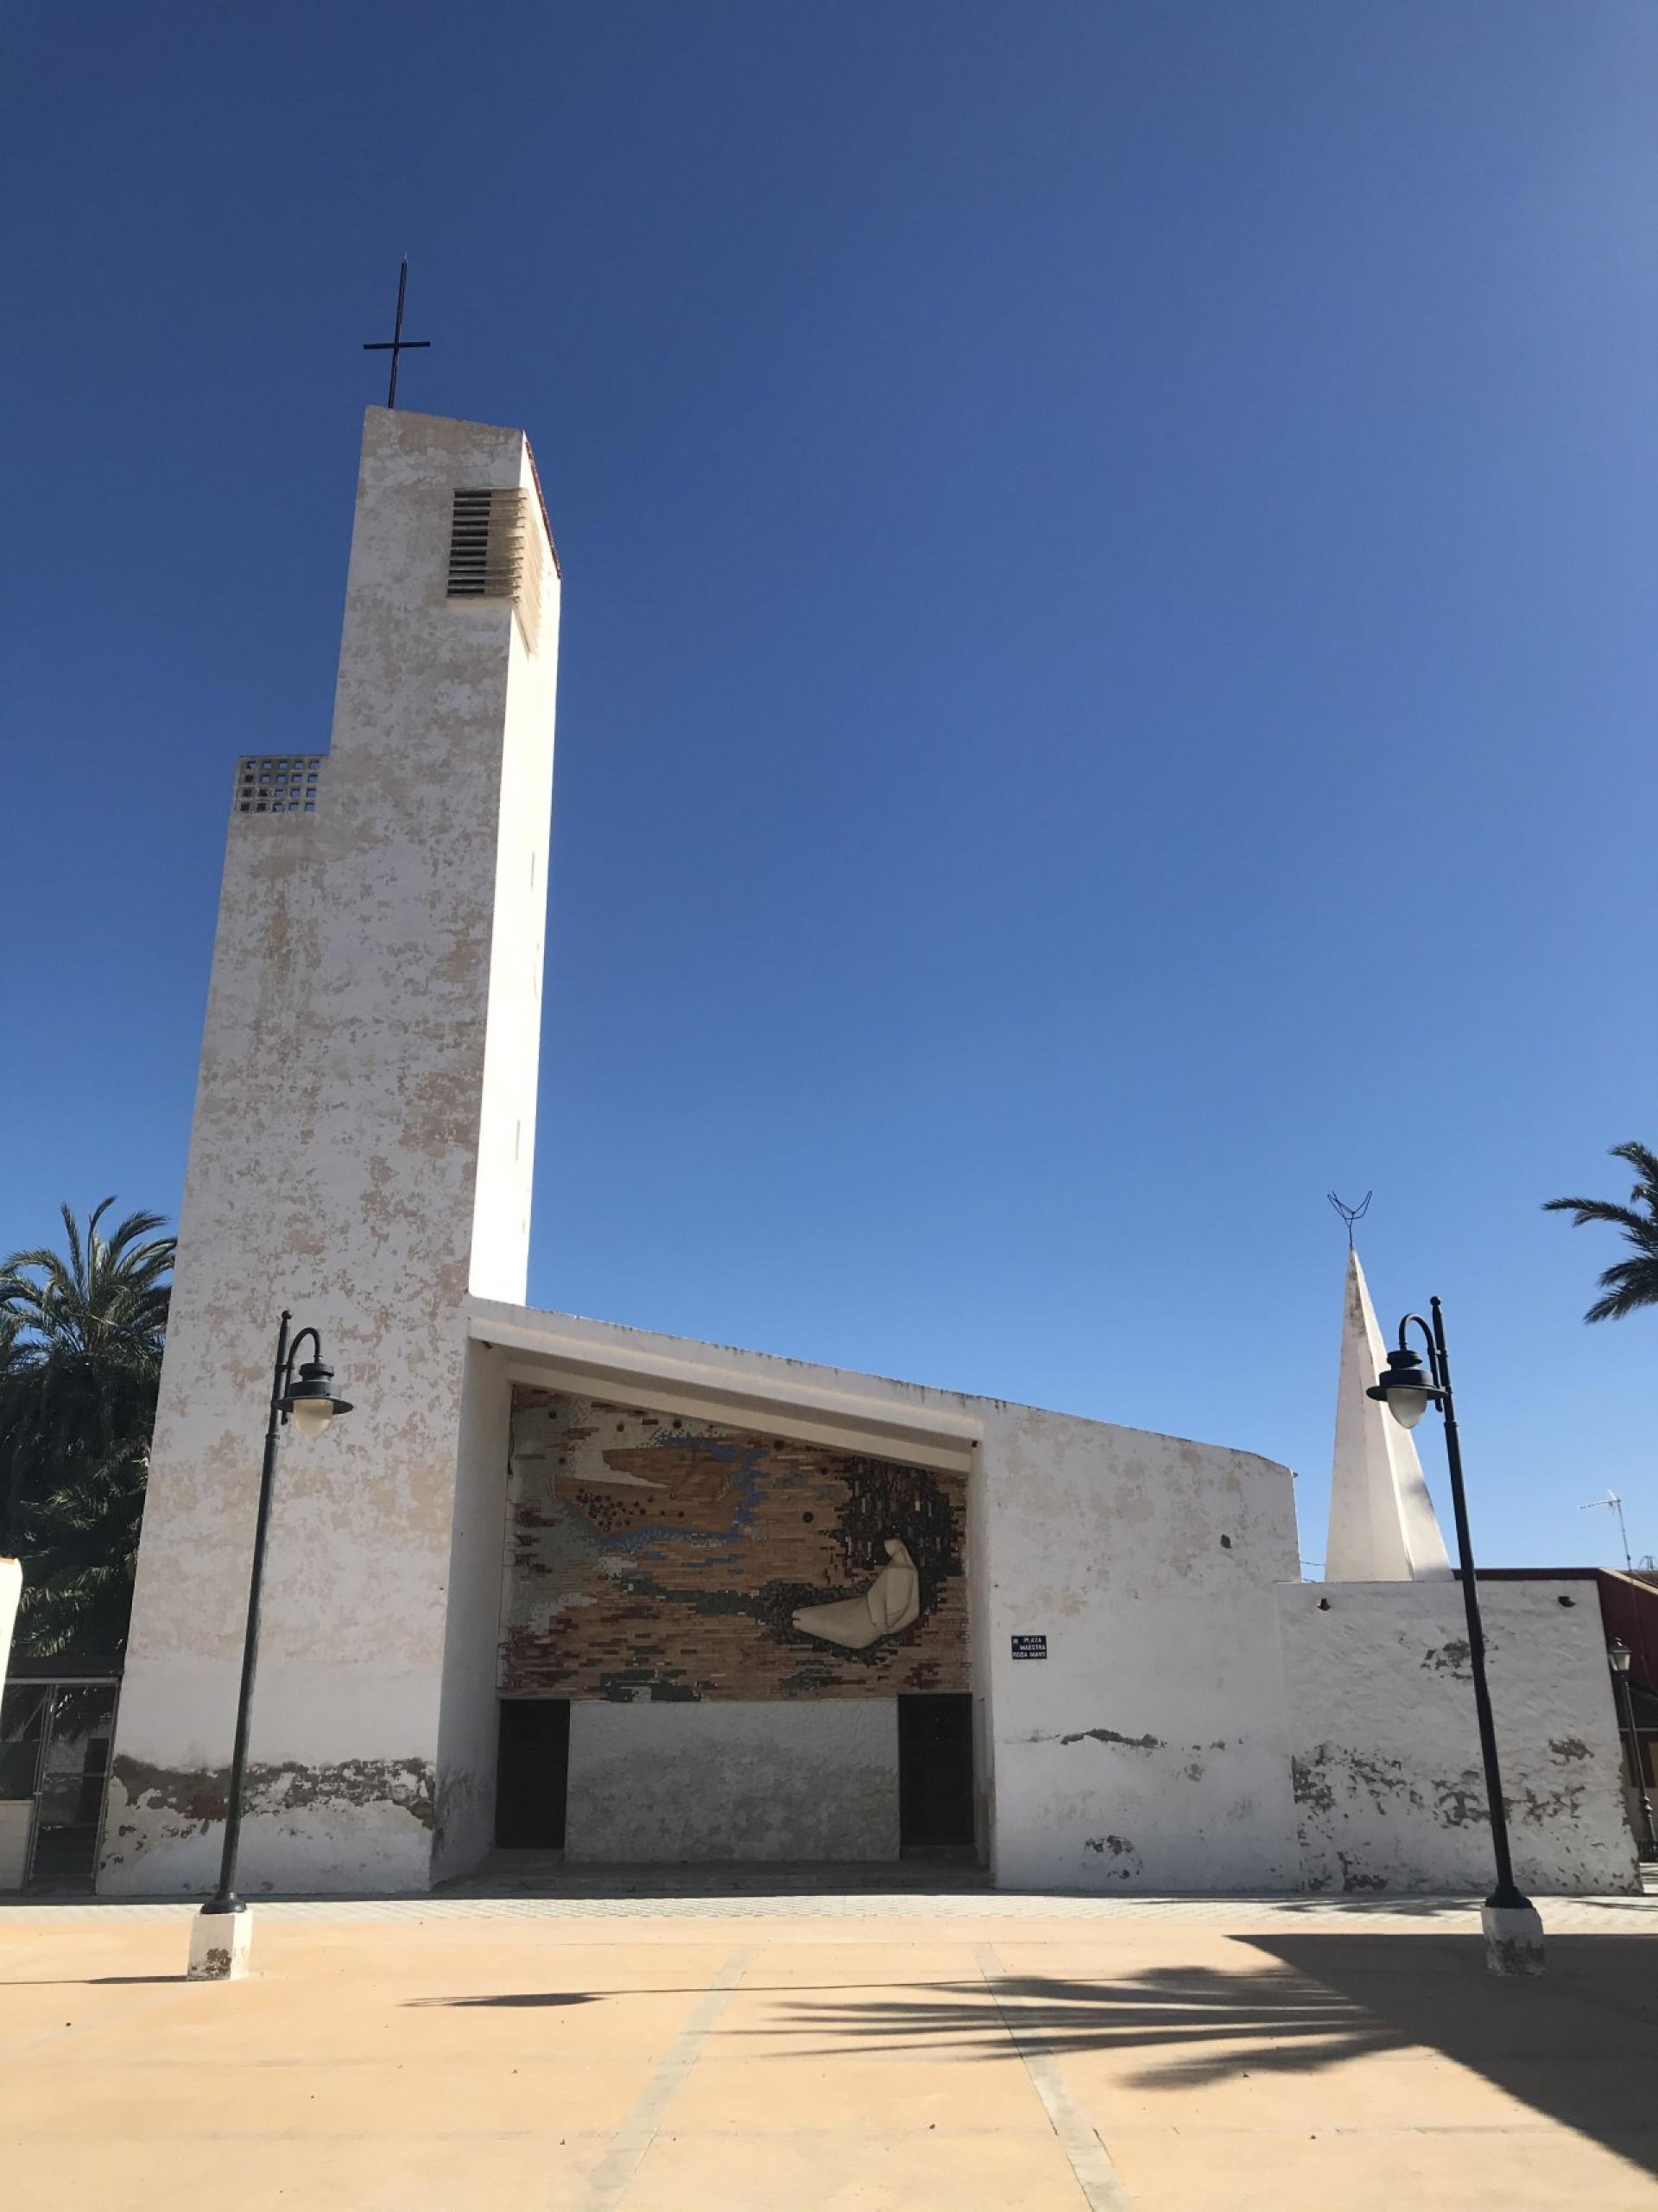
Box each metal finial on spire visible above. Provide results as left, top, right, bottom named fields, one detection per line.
left=1327, top=1190, right=1372, bottom=1249
left=363, top=257, right=430, bottom=409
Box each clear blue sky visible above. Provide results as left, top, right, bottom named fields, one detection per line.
left=3, top=2, right=1654, bottom=1572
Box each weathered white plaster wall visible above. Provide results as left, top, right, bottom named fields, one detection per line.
left=981, top=1408, right=1303, bottom=1893
left=432, top=1341, right=514, bottom=1883
left=1279, top=1581, right=1641, bottom=1896
left=468, top=442, right=560, bottom=1305
left=104, top=410, right=559, bottom=1895
left=566, top=1700, right=900, bottom=1862
left=468, top=1306, right=1312, bottom=1891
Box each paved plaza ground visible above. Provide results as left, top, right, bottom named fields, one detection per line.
left=3, top=1880, right=1656, bottom=2209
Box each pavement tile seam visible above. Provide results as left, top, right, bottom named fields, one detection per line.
left=974, top=1942, right=1137, bottom=2212
left=576, top=1943, right=755, bottom=2211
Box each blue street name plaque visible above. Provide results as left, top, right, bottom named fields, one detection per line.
left=1010, top=1634, right=1047, bottom=1660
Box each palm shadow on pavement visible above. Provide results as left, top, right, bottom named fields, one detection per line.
left=760, top=1933, right=1658, bottom=2178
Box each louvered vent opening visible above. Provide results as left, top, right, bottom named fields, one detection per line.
left=446, top=487, right=543, bottom=650
left=234, top=756, right=324, bottom=816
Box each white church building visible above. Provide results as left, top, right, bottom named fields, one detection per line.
left=102, top=408, right=1639, bottom=1900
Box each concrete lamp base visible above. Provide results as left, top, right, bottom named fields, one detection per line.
left=187, top=1904, right=252, bottom=1981
left=1481, top=1901, right=1545, bottom=1977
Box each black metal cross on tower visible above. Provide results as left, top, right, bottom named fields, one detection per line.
left=363, top=258, right=430, bottom=409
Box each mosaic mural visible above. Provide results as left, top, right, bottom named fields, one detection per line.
left=499, top=1391, right=967, bottom=1700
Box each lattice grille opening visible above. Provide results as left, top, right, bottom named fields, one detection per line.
left=446, top=486, right=544, bottom=650
left=234, top=756, right=324, bottom=816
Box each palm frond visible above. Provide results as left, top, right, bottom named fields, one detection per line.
left=1541, top=1196, right=1654, bottom=1236
left=0, top=1198, right=171, bottom=1649
left=1546, top=1141, right=1658, bottom=1324
left=1610, top=1139, right=1658, bottom=1190
left=99, top=1208, right=169, bottom=1260
left=1581, top=1254, right=1658, bottom=1322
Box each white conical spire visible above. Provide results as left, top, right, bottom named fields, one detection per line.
left=1325, top=1247, right=1452, bottom=1581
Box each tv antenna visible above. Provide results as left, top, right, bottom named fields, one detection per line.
left=1580, top=1489, right=1634, bottom=1573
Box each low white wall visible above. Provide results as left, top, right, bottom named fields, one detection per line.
left=983, top=1408, right=1303, bottom=1892
left=1279, top=1581, right=1641, bottom=1896
left=566, top=1700, right=899, bottom=1862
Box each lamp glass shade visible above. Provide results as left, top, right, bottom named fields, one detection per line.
left=289, top=1395, right=336, bottom=1441
left=1610, top=1640, right=1633, bottom=1676
left=1383, top=1383, right=1433, bottom=1430
left=282, top=1357, right=352, bottom=1440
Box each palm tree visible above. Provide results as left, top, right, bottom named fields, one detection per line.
left=1543, top=1142, right=1658, bottom=1324
left=0, top=1199, right=174, bottom=1656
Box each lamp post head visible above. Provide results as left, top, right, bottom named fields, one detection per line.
left=281, top=1359, right=354, bottom=1441
left=1366, top=1343, right=1438, bottom=1430
left=1609, top=1638, right=1633, bottom=1677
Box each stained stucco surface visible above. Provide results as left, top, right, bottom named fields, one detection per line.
left=981, top=1404, right=1304, bottom=1893
left=565, top=1698, right=901, bottom=1861
left=104, top=410, right=559, bottom=1895
left=477, top=1339, right=1645, bottom=1896
left=475, top=1307, right=1320, bottom=1893
left=1280, top=1581, right=1641, bottom=1895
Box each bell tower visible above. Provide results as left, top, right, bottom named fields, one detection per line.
left=104, top=409, right=560, bottom=1893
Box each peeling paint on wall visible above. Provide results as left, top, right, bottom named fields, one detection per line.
left=1057, top=1725, right=1164, bottom=1752
left=109, top=1755, right=436, bottom=1836
left=1082, top=1833, right=1141, bottom=1879
left=103, top=409, right=558, bottom=1898
left=101, top=1756, right=438, bottom=1892
left=1280, top=1581, right=1640, bottom=1896
left=985, top=1403, right=1305, bottom=1895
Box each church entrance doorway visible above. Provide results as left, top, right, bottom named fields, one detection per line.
left=897, top=1694, right=974, bottom=1854
left=497, top=1386, right=973, bottom=1863
left=495, top=1699, right=569, bottom=1850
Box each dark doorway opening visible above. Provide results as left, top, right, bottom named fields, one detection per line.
left=495, top=1699, right=569, bottom=1849
left=898, top=1693, right=974, bottom=1854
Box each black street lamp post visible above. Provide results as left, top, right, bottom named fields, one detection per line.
left=1608, top=1639, right=1657, bottom=1862
left=1367, top=1296, right=1543, bottom=1973
left=189, top=1310, right=353, bottom=1980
